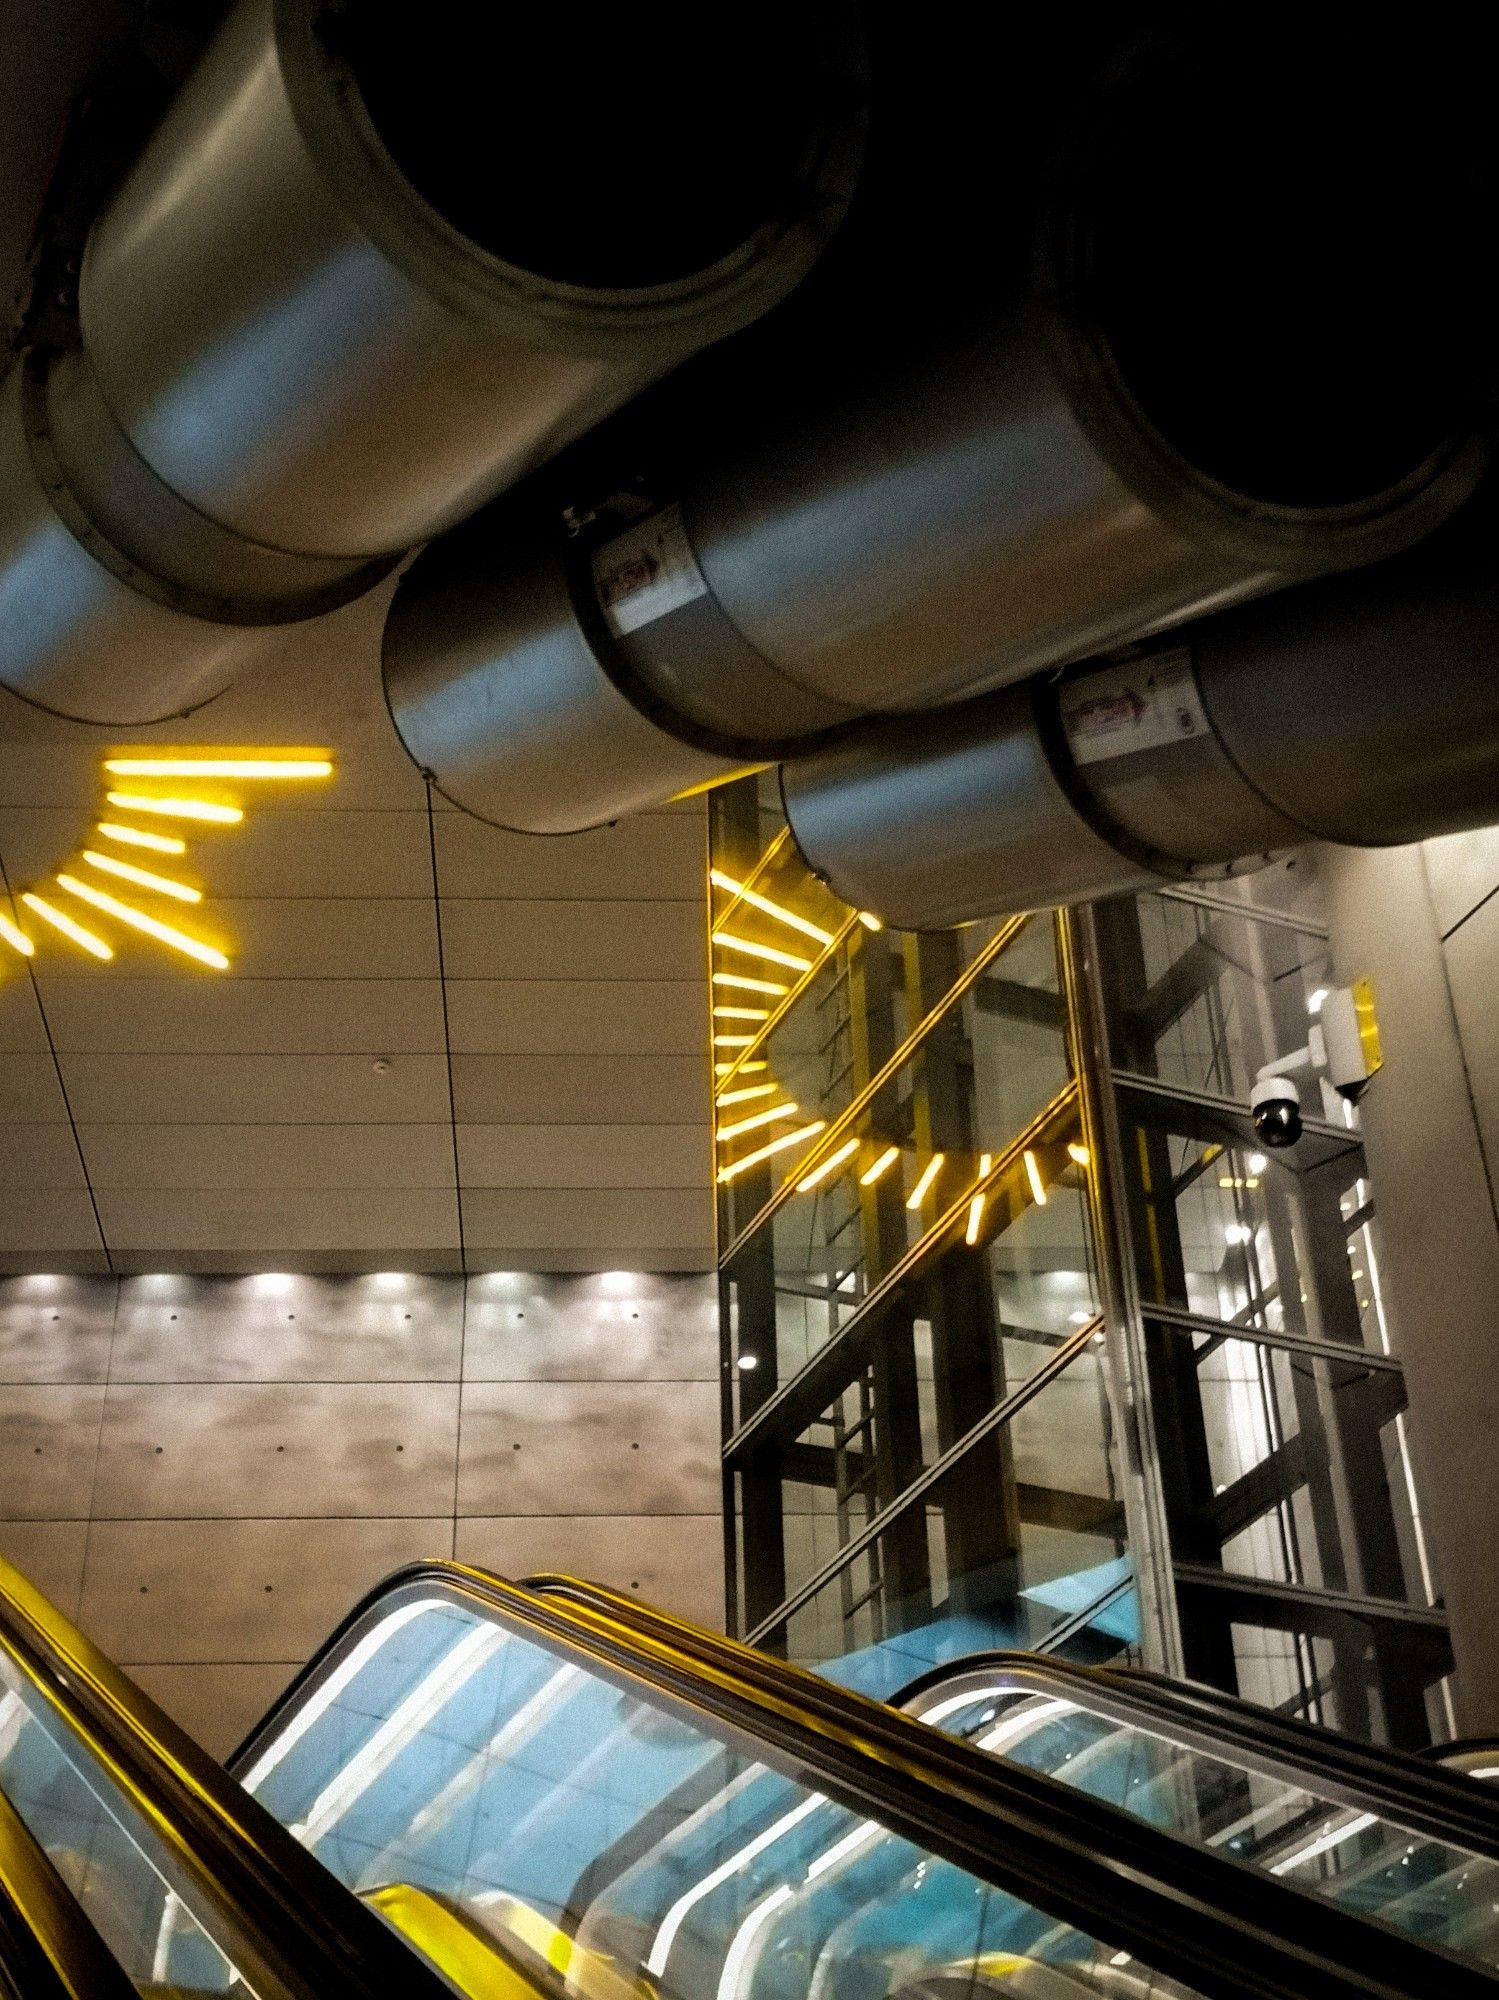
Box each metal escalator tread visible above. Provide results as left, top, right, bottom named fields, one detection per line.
left=233, top=1560, right=1499, bottom=2000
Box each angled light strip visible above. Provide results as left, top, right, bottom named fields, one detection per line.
left=1270, top=1811, right=1379, bottom=1877
left=712, top=972, right=789, bottom=997
left=713, top=910, right=862, bottom=1094
left=1024, top=1148, right=1048, bottom=1206
left=713, top=1006, right=770, bottom=1021
left=906, top=1154, right=944, bottom=1210
left=856, top=911, right=884, bottom=932
left=736, top=1691, right=1080, bottom=1912
left=96, top=821, right=187, bottom=856
left=710, top=869, right=833, bottom=945
left=0, top=911, right=35, bottom=957
left=83, top=850, right=201, bottom=904
left=966, top=1154, right=993, bottom=1247
left=718, top=1102, right=800, bottom=1143
left=795, top=1137, right=859, bottom=1192
left=859, top=1145, right=900, bottom=1187
left=715, top=1083, right=779, bottom=1108
left=645, top=1794, right=824, bottom=1978
left=717, top=911, right=1029, bottom=1230
left=397, top=1665, right=579, bottom=1847
left=714, top=1035, right=755, bottom=1049
left=716, top=1884, right=793, bottom=2000
left=56, top=875, right=229, bottom=970
left=1067, top=1142, right=1090, bottom=1166
left=716, top=931, right=813, bottom=973
left=717, top=1121, right=825, bottom=1183
left=106, top=791, right=242, bottom=825
left=240, top=1597, right=449, bottom=1790
left=716, top=1061, right=766, bottom=1075
left=20, top=892, right=112, bottom=960
left=104, top=756, right=331, bottom=779
left=299, top=1621, right=507, bottom=1842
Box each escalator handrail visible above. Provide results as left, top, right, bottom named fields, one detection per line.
left=0, top=1788, right=137, bottom=2000
left=0, top=1555, right=451, bottom=2000
left=892, top=1649, right=1499, bottom=1863
left=234, top=1559, right=1498, bottom=2000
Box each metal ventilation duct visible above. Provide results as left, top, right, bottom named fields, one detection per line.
left=782, top=511, right=1499, bottom=927
left=383, top=27, right=1490, bottom=832
left=0, top=0, right=864, bottom=724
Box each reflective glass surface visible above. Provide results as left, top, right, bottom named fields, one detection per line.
left=240, top=1582, right=1200, bottom=1998
left=0, top=1654, right=253, bottom=1994
left=911, top=1669, right=1499, bottom=1973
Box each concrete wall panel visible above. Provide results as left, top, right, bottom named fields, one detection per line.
left=91, top=1383, right=460, bottom=1519
left=457, top=1381, right=719, bottom=1518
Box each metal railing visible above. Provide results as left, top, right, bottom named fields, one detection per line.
left=236, top=1560, right=1499, bottom=2000
left=0, top=1554, right=451, bottom=2000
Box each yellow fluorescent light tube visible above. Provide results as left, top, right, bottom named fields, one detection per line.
left=795, top=1137, right=859, bottom=1192
left=717, top=1121, right=825, bottom=1183
left=96, top=821, right=187, bottom=855
left=712, top=972, right=789, bottom=996
left=716, top=931, right=813, bottom=973
left=104, top=754, right=332, bottom=778
left=906, top=1155, right=944, bottom=1209
left=20, top=893, right=112, bottom=960
left=859, top=1145, right=900, bottom=1187
left=717, top=1102, right=801, bottom=1143
left=82, top=850, right=201, bottom=904
left=56, top=875, right=229, bottom=970
left=106, top=792, right=242, bottom=824
left=710, top=869, right=833, bottom=945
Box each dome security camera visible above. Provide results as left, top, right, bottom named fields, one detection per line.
left=1250, top=1073, right=1303, bottom=1149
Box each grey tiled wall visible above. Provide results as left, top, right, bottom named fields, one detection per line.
left=0, top=1269, right=722, bottom=1757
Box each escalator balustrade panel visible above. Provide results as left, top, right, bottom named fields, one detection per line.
left=907, top=1659, right=1499, bottom=1974
left=233, top=1581, right=1204, bottom=1999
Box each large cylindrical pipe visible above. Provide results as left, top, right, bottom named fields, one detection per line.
left=782, top=509, right=1499, bottom=928
left=384, top=23, right=1491, bottom=830
left=0, top=0, right=864, bottom=722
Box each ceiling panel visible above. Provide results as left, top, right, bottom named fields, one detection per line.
left=93, top=1188, right=464, bottom=1256
left=459, top=1188, right=715, bottom=1257
left=439, top=900, right=703, bottom=982
left=56, top=1053, right=453, bottom=1126
left=77, top=1123, right=456, bottom=1192
left=0, top=977, right=50, bottom=1051
left=455, top=1124, right=708, bottom=1190
left=0, top=547, right=713, bottom=1271
left=449, top=1056, right=710, bottom=1127
left=0, top=1125, right=88, bottom=1190
left=442, top=980, right=704, bottom=1056
left=0, top=1190, right=105, bottom=1260
left=0, top=1052, right=73, bottom=1124
left=433, top=811, right=703, bottom=899
left=36, top=980, right=448, bottom=1055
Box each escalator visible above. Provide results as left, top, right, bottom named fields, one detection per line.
left=4, top=1555, right=1499, bottom=1998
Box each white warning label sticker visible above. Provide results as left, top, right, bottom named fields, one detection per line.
left=1060, top=651, right=1210, bottom=765
left=592, top=504, right=709, bottom=637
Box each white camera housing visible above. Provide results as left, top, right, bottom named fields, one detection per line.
left=1250, top=1073, right=1303, bottom=1148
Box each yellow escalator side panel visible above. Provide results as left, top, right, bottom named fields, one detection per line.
left=368, top=1882, right=653, bottom=2000
left=482, top=1891, right=651, bottom=2000
left=367, top=1882, right=545, bottom=1998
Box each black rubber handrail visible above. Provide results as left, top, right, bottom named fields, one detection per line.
left=0, top=1788, right=136, bottom=2000
left=893, top=1649, right=1499, bottom=1863
left=0, top=1555, right=451, bottom=2000
left=235, top=1561, right=1497, bottom=2000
